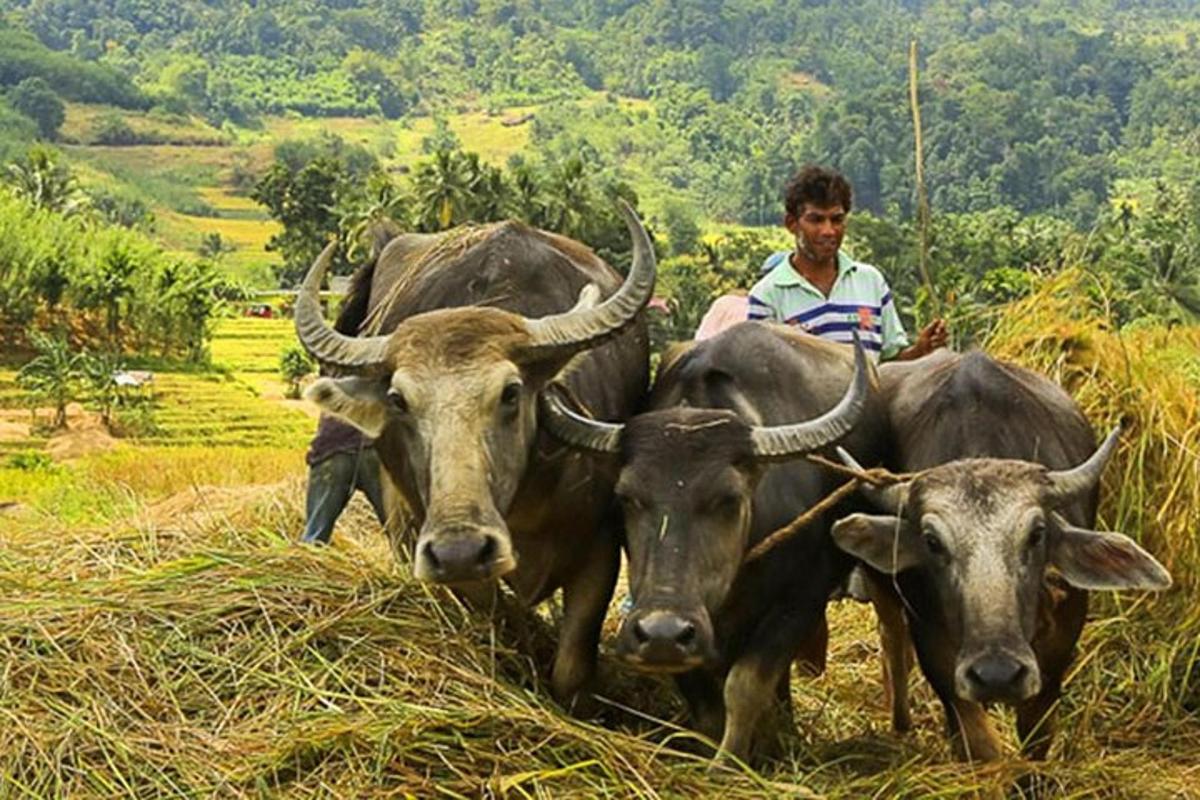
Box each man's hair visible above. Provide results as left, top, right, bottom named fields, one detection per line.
left=783, top=165, right=853, bottom=217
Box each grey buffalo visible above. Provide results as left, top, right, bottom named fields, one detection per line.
left=834, top=350, right=1171, bottom=761
left=542, top=322, right=880, bottom=760
left=294, top=203, right=655, bottom=708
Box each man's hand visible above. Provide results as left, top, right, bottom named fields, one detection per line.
left=896, top=318, right=948, bottom=360
left=916, top=318, right=948, bottom=353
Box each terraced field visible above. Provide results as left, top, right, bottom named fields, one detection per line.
left=137, top=316, right=312, bottom=449
left=140, top=371, right=311, bottom=449
left=0, top=318, right=312, bottom=463
left=0, top=370, right=41, bottom=460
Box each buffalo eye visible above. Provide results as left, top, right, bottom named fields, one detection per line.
left=1026, top=520, right=1046, bottom=551
left=706, top=492, right=741, bottom=515
left=618, top=493, right=646, bottom=514
left=923, top=531, right=946, bottom=557
left=387, top=389, right=408, bottom=415
left=500, top=381, right=522, bottom=408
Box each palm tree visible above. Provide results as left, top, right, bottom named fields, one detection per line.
left=413, top=148, right=472, bottom=231
left=16, top=331, right=86, bottom=429
left=4, top=145, right=89, bottom=217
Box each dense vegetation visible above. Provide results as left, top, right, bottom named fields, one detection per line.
left=1, top=1, right=1197, bottom=221
left=0, top=1, right=1197, bottom=354
left=0, top=148, right=239, bottom=361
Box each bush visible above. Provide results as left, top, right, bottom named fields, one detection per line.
left=3, top=449, right=56, bottom=470
left=279, top=345, right=313, bottom=399
left=88, top=112, right=140, bottom=145
left=7, top=76, right=64, bottom=140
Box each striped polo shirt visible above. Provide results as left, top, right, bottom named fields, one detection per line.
left=747, top=250, right=909, bottom=360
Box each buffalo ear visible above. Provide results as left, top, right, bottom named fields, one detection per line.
left=304, top=376, right=389, bottom=437
left=831, top=513, right=922, bottom=574
left=1050, top=516, right=1172, bottom=591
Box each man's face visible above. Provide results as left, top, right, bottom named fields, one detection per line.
left=786, top=203, right=847, bottom=263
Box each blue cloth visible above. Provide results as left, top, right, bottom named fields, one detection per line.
left=301, top=445, right=388, bottom=544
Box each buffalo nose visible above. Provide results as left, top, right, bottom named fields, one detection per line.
left=966, top=652, right=1027, bottom=694
left=420, top=531, right=504, bottom=582
left=633, top=612, right=697, bottom=647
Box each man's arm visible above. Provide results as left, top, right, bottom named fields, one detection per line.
left=894, top=318, right=948, bottom=361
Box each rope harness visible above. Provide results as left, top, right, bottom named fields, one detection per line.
left=742, top=455, right=918, bottom=564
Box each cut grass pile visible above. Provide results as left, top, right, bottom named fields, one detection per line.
left=0, top=278, right=1197, bottom=796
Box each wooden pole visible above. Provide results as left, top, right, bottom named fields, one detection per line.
left=908, top=39, right=940, bottom=317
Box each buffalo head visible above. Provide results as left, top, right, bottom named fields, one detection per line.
left=296, top=202, right=655, bottom=585
left=833, top=429, right=1172, bottom=705
left=543, top=338, right=869, bottom=672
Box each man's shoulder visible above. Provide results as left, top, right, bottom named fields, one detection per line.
left=843, top=257, right=892, bottom=294
left=750, top=251, right=794, bottom=297
left=759, top=250, right=790, bottom=275
left=748, top=269, right=777, bottom=301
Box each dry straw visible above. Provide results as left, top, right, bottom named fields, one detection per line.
left=1, top=273, right=1198, bottom=796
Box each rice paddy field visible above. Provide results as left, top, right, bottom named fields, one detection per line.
left=57, top=101, right=541, bottom=285
left=1, top=286, right=1199, bottom=797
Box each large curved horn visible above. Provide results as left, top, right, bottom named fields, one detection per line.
left=1046, top=426, right=1121, bottom=503
left=294, top=241, right=391, bottom=372
left=540, top=388, right=623, bottom=454
left=837, top=446, right=908, bottom=514
left=522, top=199, right=656, bottom=359
left=748, top=332, right=869, bottom=460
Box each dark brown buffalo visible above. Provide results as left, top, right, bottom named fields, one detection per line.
left=294, top=203, right=655, bottom=708
left=542, top=322, right=880, bottom=760
left=834, top=350, right=1172, bottom=761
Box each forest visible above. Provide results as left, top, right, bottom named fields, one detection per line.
left=1, top=1, right=1198, bottom=354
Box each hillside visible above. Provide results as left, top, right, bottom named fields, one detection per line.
left=2, top=1, right=1199, bottom=284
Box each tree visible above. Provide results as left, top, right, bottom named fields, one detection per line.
left=4, top=145, right=89, bottom=216
left=252, top=137, right=377, bottom=286
left=661, top=201, right=701, bottom=256
left=80, top=349, right=125, bottom=431
left=75, top=232, right=143, bottom=343
left=17, top=331, right=86, bottom=430
left=279, top=345, right=313, bottom=400
left=253, top=155, right=352, bottom=287
left=7, top=77, right=65, bottom=140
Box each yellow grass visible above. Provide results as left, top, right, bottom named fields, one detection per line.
left=59, top=103, right=230, bottom=145
left=0, top=277, right=1198, bottom=795
left=196, top=186, right=266, bottom=214
left=261, top=105, right=536, bottom=167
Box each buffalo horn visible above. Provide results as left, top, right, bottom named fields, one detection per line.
left=293, top=241, right=390, bottom=371
left=836, top=446, right=908, bottom=514
left=522, top=199, right=656, bottom=359
left=539, top=388, right=623, bottom=453
left=1046, top=426, right=1121, bottom=503
left=749, top=333, right=869, bottom=460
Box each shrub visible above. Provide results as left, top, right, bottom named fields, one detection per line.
left=279, top=345, right=313, bottom=399
left=16, top=331, right=86, bottom=429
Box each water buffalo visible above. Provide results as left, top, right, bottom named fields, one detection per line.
left=834, top=350, right=1172, bottom=761
left=294, top=203, right=655, bottom=707
left=542, top=322, right=879, bottom=760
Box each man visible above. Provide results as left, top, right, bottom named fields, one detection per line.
left=747, top=164, right=947, bottom=360
left=300, top=413, right=388, bottom=545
